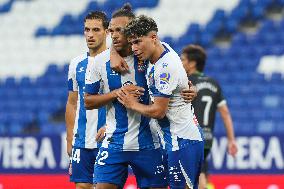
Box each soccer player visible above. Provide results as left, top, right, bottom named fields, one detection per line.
left=84, top=5, right=167, bottom=189
left=180, top=45, right=238, bottom=189
left=65, top=11, right=108, bottom=189
left=117, top=15, right=204, bottom=189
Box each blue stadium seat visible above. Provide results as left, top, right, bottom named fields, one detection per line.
left=37, top=111, right=50, bottom=125
left=8, top=122, right=24, bottom=134
left=3, top=77, right=17, bottom=89
left=186, top=23, right=201, bottom=35
left=0, top=0, right=13, bottom=13
left=35, top=27, right=49, bottom=37
left=251, top=4, right=265, bottom=20
left=199, top=32, right=214, bottom=47
left=40, top=123, right=66, bottom=134
left=36, top=0, right=160, bottom=36
left=19, top=77, right=33, bottom=87
left=257, top=120, right=276, bottom=134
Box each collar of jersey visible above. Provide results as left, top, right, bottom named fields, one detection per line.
left=157, top=44, right=170, bottom=61
left=193, top=71, right=204, bottom=76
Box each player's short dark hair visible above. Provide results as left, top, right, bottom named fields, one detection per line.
left=112, top=3, right=135, bottom=19
left=182, top=45, right=207, bottom=72
left=124, top=15, right=158, bottom=38
left=84, top=11, right=109, bottom=29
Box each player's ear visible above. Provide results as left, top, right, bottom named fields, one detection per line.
left=150, top=32, right=157, bottom=41
left=189, top=61, right=197, bottom=69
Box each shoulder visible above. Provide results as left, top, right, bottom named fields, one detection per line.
left=68, top=53, right=88, bottom=74
left=94, top=48, right=110, bottom=65
left=196, top=75, right=222, bottom=93
left=203, top=75, right=221, bottom=87
left=159, top=52, right=182, bottom=74
left=161, top=42, right=180, bottom=58
left=70, top=53, right=88, bottom=67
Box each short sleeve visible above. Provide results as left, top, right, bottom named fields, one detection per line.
left=67, top=60, right=78, bottom=91
left=216, top=82, right=226, bottom=107
left=84, top=57, right=102, bottom=95
left=153, top=63, right=178, bottom=98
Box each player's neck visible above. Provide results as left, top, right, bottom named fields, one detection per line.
left=149, top=42, right=164, bottom=64
left=89, top=43, right=106, bottom=57
left=118, top=46, right=132, bottom=57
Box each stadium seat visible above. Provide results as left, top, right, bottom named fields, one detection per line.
left=1, top=0, right=284, bottom=135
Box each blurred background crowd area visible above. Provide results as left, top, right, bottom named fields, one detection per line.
left=0, top=0, right=283, bottom=136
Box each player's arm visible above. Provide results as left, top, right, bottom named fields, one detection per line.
left=85, top=84, right=145, bottom=109
left=117, top=66, right=174, bottom=119
left=83, top=57, right=115, bottom=109
left=110, top=46, right=129, bottom=73
left=117, top=88, right=169, bottom=119
left=84, top=90, right=117, bottom=109
left=218, top=104, right=238, bottom=157
left=65, top=91, right=77, bottom=156
left=65, top=61, right=78, bottom=156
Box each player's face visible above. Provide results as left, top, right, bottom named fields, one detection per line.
left=108, top=17, right=130, bottom=52
left=181, top=53, right=191, bottom=75
left=128, top=34, right=155, bottom=61
left=84, top=19, right=107, bottom=50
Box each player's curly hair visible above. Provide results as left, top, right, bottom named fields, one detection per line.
left=84, top=11, right=109, bottom=29
left=123, top=15, right=158, bottom=38
left=112, top=3, right=135, bottom=19
left=182, top=45, right=207, bottom=72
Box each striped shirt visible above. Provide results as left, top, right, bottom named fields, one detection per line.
left=85, top=49, right=160, bottom=151
left=147, top=43, right=203, bottom=151
left=68, top=52, right=106, bottom=149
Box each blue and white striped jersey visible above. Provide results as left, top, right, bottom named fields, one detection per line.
left=68, top=52, right=106, bottom=149
left=147, top=43, right=203, bottom=151
left=85, top=49, right=160, bottom=151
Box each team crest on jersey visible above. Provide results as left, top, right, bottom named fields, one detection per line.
left=159, top=73, right=170, bottom=90
left=137, top=59, right=146, bottom=72
left=123, top=81, right=134, bottom=86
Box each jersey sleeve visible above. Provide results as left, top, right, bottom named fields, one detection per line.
left=84, top=57, right=102, bottom=95
left=153, top=63, right=178, bottom=98
left=216, top=82, right=226, bottom=107
left=67, top=60, right=78, bottom=91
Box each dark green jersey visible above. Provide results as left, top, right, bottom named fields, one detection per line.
left=188, top=73, right=226, bottom=149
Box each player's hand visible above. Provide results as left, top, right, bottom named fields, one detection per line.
left=181, top=81, right=197, bottom=103
left=117, top=88, right=138, bottom=108
left=110, top=47, right=129, bottom=73
left=96, top=126, right=106, bottom=142
left=121, top=85, right=145, bottom=98
left=227, top=139, right=238, bottom=157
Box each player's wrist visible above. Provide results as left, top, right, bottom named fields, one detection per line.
left=128, top=100, right=137, bottom=110
left=111, top=89, right=118, bottom=99
left=228, top=138, right=236, bottom=143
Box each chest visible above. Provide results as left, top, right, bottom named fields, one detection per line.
left=103, top=59, right=148, bottom=91
left=76, top=60, right=88, bottom=87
